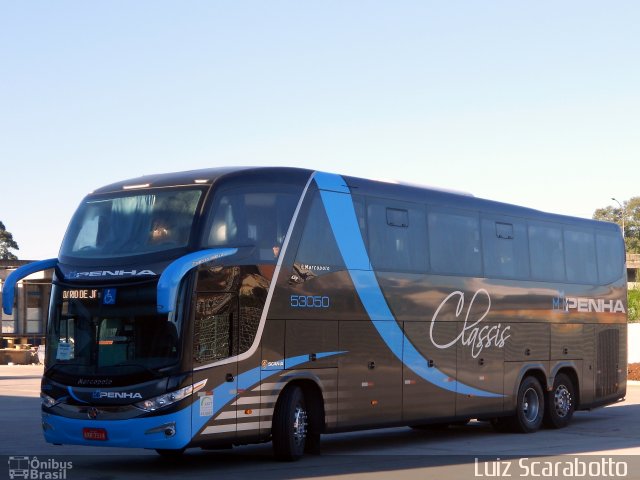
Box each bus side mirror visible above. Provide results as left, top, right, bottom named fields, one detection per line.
left=2, top=258, right=58, bottom=316
left=156, top=248, right=237, bottom=314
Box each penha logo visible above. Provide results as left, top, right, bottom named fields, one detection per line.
left=552, top=291, right=626, bottom=314
left=67, top=269, right=156, bottom=279
left=429, top=289, right=511, bottom=359
left=92, top=390, right=142, bottom=400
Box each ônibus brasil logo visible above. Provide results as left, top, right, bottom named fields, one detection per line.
left=8, top=456, right=72, bottom=479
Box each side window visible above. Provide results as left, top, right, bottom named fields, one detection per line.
left=194, top=293, right=237, bottom=366
left=597, top=231, right=624, bottom=284
left=481, top=218, right=530, bottom=279
left=295, top=192, right=345, bottom=269
left=204, top=188, right=298, bottom=263
left=428, top=208, right=481, bottom=276
left=564, top=229, right=598, bottom=284
left=367, top=198, right=427, bottom=273
left=529, top=223, right=565, bottom=281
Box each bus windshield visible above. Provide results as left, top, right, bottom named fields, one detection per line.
left=46, top=283, right=182, bottom=375
left=60, top=188, right=203, bottom=259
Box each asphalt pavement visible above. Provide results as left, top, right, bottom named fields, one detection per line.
left=2, top=365, right=640, bottom=480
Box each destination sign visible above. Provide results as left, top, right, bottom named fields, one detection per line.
left=62, top=289, right=99, bottom=301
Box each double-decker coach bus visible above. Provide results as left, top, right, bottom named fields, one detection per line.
left=3, top=167, right=627, bottom=460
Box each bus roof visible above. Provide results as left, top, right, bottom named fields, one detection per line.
left=91, top=166, right=314, bottom=194
left=90, top=166, right=619, bottom=233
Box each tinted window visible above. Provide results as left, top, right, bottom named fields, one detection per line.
left=61, top=189, right=202, bottom=258
left=597, top=231, right=624, bottom=284
left=428, top=209, right=481, bottom=276
left=482, top=218, right=530, bottom=279
left=564, top=229, right=598, bottom=284
left=204, top=187, right=299, bottom=263
left=529, top=223, right=565, bottom=281
left=194, top=293, right=237, bottom=366
left=46, top=284, right=182, bottom=372
left=367, top=199, right=427, bottom=272
left=295, top=191, right=345, bottom=268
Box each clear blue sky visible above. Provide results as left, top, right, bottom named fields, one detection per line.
left=2, top=1, right=639, bottom=260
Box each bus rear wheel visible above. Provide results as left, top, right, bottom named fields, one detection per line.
left=272, top=386, right=308, bottom=461
left=543, top=373, right=575, bottom=429
left=512, top=376, right=545, bottom=433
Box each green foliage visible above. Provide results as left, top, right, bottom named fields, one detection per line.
left=593, top=196, right=640, bottom=254
left=0, top=221, right=19, bottom=260
left=629, top=287, right=640, bottom=323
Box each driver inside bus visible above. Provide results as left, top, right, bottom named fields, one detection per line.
left=149, top=217, right=176, bottom=244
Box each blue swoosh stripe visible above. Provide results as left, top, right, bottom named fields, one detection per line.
left=315, top=172, right=502, bottom=398
left=192, top=350, right=347, bottom=434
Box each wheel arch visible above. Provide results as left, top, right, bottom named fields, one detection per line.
left=509, top=364, right=549, bottom=411
left=273, top=375, right=327, bottom=434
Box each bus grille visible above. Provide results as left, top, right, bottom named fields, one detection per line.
left=596, top=328, right=619, bottom=398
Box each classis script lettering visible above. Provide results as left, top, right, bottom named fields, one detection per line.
left=429, top=289, right=511, bottom=359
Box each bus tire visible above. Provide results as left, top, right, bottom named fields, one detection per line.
left=272, top=386, right=308, bottom=461
left=512, top=376, right=545, bottom=433
left=543, top=373, right=575, bottom=429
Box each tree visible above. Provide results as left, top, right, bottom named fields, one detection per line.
left=593, top=197, right=640, bottom=254
left=0, top=221, right=19, bottom=260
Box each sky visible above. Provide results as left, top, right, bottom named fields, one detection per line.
left=1, top=1, right=639, bottom=260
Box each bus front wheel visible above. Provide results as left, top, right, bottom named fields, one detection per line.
left=272, top=386, right=308, bottom=461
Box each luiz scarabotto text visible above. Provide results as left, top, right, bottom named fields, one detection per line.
left=474, top=457, right=628, bottom=478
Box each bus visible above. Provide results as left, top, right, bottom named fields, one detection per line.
left=2, top=167, right=627, bottom=460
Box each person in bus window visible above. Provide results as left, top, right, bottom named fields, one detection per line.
left=149, top=217, right=176, bottom=245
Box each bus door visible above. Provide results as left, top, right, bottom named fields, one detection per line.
left=193, top=292, right=239, bottom=440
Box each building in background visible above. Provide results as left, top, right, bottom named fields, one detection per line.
left=0, top=260, right=52, bottom=349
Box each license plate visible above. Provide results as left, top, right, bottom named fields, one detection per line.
left=83, top=428, right=108, bottom=441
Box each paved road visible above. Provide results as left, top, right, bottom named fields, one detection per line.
left=1, top=365, right=640, bottom=479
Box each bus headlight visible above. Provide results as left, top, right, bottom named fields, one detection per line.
left=135, top=379, right=207, bottom=412
left=41, top=393, right=62, bottom=408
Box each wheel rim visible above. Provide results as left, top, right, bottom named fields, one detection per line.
left=522, top=387, right=540, bottom=423
left=292, top=404, right=308, bottom=447
left=554, top=384, right=572, bottom=418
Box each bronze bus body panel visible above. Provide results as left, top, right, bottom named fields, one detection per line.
left=40, top=167, right=628, bottom=453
